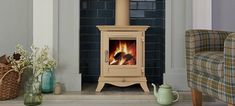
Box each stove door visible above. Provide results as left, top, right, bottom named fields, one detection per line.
left=102, top=32, right=144, bottom=77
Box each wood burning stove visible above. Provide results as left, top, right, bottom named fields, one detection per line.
left=96, top=0, right=149, bottom=92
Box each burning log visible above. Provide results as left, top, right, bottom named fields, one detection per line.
left=114, top=52, right=126, bottom=61
left=123, top=54, right=136, bottom=65
left=110, top=52, right=136, bottom=65
left=123, top=54, right=133, bottom=61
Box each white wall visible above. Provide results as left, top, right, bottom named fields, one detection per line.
left=164, top=0, right=191, bottom=91
left=212, top=0, right=235, bottom=32
left=33, top=0, right=54, bottom=54
left=165, top=0, right=214, bottom=91
left=192, top=0, right=212, bottom=29
left=171, top=0, right=186, bottom=69
left=33, top=0, right=81, bottom=91
left=56, top=0, right=81, bottom=91
left=0, top=0, right=32, bottom=55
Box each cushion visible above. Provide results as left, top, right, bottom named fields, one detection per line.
left=193, top=51, right=224, bottom=78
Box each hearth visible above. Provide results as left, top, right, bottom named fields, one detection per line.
left=96, top=0, right=149, bottom=92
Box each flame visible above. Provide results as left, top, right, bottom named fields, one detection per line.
left=109, top=40, right=136, bottom=65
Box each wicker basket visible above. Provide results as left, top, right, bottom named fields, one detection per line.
left=0, top=63, right=21, bottom=100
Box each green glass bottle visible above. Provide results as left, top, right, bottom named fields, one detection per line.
left=24, top=77, right=42, bottom=106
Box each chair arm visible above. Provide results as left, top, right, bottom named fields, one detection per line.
left=186, top=30, right=232, bottom=72
left=224, top=33, right=235, bottom=86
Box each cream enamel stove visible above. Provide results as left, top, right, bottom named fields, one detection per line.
left=96, top=0, right=149, bottom=92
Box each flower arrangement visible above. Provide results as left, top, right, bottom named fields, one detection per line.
left=9, top=44, right=56, bottom=78
left=7, top=44, right=31, bottom=82
left=8, top=44, right=56, bottom=105
left=30, top=45, right=56, bottom=78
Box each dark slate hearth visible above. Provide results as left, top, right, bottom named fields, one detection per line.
left=80, top=0, right=165, bottom=84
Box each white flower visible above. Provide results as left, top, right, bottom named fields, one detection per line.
left=9, top=44, right=56, bottom=78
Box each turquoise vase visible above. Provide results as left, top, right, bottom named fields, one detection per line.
left=41, top=69, right=54, bottom=93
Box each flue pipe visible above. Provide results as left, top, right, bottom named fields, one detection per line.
left=115, top=0, right=130, bottom=26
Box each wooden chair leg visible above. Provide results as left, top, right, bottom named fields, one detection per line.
left=228, top=104, right=235, bottom=106
left=191, top=88, right=202, bottom=106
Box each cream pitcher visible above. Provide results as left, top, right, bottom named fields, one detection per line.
left=152, top=83, right=179, bottom=106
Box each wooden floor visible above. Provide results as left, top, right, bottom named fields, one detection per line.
left=0, top=94, right=227, bottom=106
left=0, top=83, right=227, bottom=106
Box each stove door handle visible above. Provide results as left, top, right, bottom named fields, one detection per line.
left=105, top=50, right=109, bottom=63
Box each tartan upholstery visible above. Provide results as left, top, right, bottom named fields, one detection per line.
left=193, top=51, right=224, bottom=78
left=186, top=29, right=235, bottom=104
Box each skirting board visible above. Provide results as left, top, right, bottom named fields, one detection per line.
left=163, top=70, right=190, bottom=91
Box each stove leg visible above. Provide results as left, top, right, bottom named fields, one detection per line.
left=140, top=82, right=149, bottom=92
left=96, top=82, right=105, bottom=92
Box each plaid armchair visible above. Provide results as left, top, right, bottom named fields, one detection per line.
left=186, top=30, right=235, bottom=106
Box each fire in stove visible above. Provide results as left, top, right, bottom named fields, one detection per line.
left=109, top=40, right=136, bottom=65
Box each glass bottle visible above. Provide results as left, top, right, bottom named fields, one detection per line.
left=24, top=77, right=42, bottom=106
